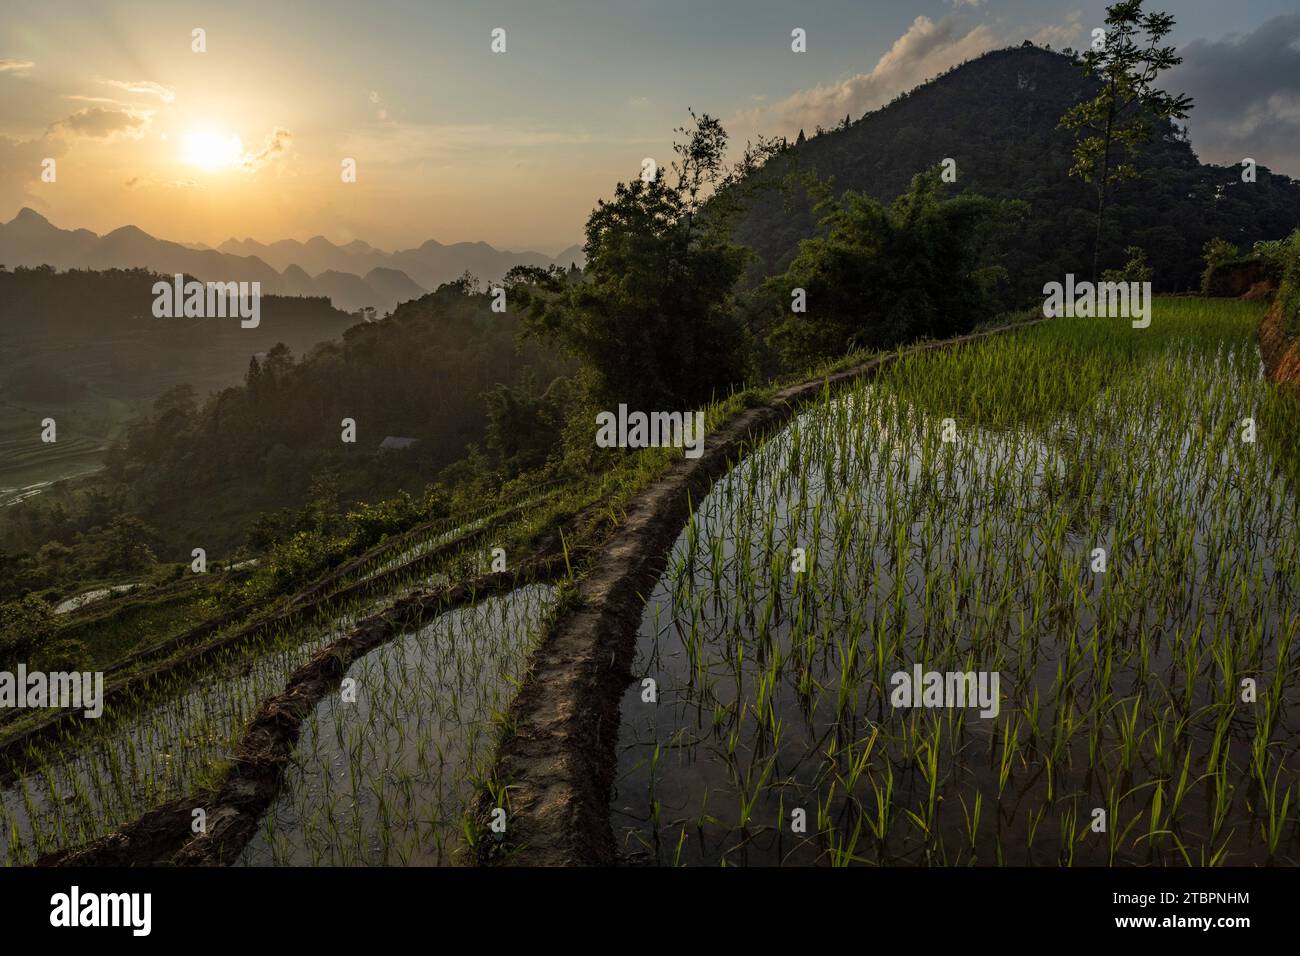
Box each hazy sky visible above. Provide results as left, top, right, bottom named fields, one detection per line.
left=2, top=0, right=1298, bottom=254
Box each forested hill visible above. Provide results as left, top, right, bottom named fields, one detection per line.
left=730, top=44, right=1300, bottom=297
left=0, top=273, right=574, bottom=594
left=87, top=280, right=571, bottom=557
left=0, top=265, right=357, bottom=403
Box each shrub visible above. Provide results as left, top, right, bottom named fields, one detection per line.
left=0, top=594, right=57, bottom=661
left=765, top=170, right=1007, bottom=366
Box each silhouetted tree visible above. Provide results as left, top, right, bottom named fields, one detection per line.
left=1059, top=0, right=1192, bottom=277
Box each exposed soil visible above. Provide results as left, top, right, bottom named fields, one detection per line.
left=484, top=321, right=1044, bottom=866
left=1259, top=299, right=1300, bottom=390
left=1206, top=260, right=1273, bottom=298
left=37, top=555, right=567, bottom=867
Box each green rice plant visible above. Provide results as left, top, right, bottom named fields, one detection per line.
left=610, top=297, right=1300, bottom=867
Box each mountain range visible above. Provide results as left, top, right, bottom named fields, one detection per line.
left=0, top=208, right=586, bottom=315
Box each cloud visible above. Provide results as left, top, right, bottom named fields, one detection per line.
left=98, top=78, right=175, bottom=103
left=0, top=58, right=34, bottom=76
left=1030, top=11, right=1085, bottom=50
left=1168, top=15, right=1300, bottom=174
left=50, top=106, right=152, bottom=140
left=124, top=174, right=196, bottom=190
left=239, top=127, right=292, bottom=171
left=0, top=133, right=67, bottom=214
left=733, top=15, right=999, bottom=136
left=64, top=94, right=124, bottom=105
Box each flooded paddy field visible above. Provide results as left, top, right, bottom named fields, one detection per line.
left=0, top=611, right=356, bottom=865
left=239, top=585, right=556, bottom=866
left=613, top=300, right=1300, bottom=866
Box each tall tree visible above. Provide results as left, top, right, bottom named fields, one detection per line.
left=518, top=112, right=772, bottom=410
left=1059, top=0, right=1192, bottom=278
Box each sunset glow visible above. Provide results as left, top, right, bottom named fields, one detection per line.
left=182, top=129, right=243, bottom=171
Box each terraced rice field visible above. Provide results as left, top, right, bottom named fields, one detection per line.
left=239, top=585, right=556, bottom=866
left=0, top=398, right=125, bottom=503
left=0, top=611, right=354, bottom=865
left=612, top=299, right=1300, bottom=866
left=0, top=452, right=594, bottom=867
left=7, top=298, right=1296, bottom=871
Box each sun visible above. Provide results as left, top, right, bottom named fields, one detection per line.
left=183, top=128, right=243, bottom=171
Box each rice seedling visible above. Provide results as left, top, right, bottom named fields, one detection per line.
left=0, top=612, right=353, bottom=865
left=237, top=585, right=555, bottom=866
left=612, top=298, right=1300, bottom=866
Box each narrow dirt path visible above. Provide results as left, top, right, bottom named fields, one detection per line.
left=485, top=321, right=1044, bottom=866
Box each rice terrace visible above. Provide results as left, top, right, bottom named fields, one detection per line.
left=1, top=0, right=1299, bottom=938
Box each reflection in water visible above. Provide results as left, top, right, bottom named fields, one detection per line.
left=239, top=584, right=555, bottom=867
left=614, top=336, right=1299, bottom=866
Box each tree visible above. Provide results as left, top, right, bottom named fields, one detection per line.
left=1101, top=245, right=1154, bottom=284
left=0, top=594, right=56, bottom=660
left=765, top=170, right=1008, bottom=366
left=483, top=377, right=566, bottom=477
left=519, top=112, right=760, bottom=410
left=1059, top=0, right=1192, bottom=278
left=97, top=515, right=157, bottom=576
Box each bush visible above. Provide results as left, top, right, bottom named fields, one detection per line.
left=265, top=529, right=345, bottom=594
left=1199, top=237, right=1281, bottom=297
left=346, top=490, right=430, bottom=549
left=1102, top=246, right=1154, bottom=284
left=764, top=170, right=1007, bottom=366
left=0, top=594, right=57, bottom=661
left=1272, top=230, right=1300, bottom=335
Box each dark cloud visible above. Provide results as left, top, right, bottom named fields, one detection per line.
left=1169, top=15, right=1300, bottom=176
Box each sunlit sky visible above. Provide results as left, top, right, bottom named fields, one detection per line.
left=2, top=0, right=1298, bottom=254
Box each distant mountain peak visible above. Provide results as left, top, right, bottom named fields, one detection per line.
left=103, top=224, right=152, bottom=240
left=10, top=207, right=52, bottom=227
